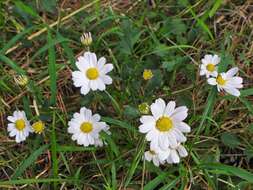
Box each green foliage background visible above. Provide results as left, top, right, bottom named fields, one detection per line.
left=0, top=0, right=252, bottom=189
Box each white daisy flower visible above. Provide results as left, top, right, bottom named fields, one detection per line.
left=139, top=98, right=191, bottom=151
left=72, top=52, right=113, bottom=95
left=68, top=107, right=109, bottom=146
left=144, top=150, right=165, bottom=167
left=7, top=110, right=32, bottom=143
left=200, top=54, right=220, bottom=78
left=166, top=143, right=188, bottom=164
left=207, top=67, right=243, bottom=97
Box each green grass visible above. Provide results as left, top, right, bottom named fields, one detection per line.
left=0, top=0, right=253, bottom=189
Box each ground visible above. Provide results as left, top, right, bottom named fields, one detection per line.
left=0, top=0, right=253, bottom=189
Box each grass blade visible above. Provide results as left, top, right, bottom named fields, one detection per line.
left=102, top=117, right=137, bottom=133
left=200, top=163, right=253, bottom=183
left=51, top=111, right=58, bottom=189
left=144, top=172, right=168, bottom=190
left=0, top=178, right=75, bottom=186
left=0, top=26, right=35, bottom=54
left=196, top=87, right=217, bottom=136
left=12, top=144, right=49, bottom=179
left=47, top=30, right=57, bottom=105
left=0, top=54, right=25, bottom=74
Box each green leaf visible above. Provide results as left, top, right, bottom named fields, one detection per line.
left=0, top=26, right=35, bottom=54
left=200, top=163, right=253, bottom=183
left=101, top=131, right=119, bottom=157
left=51, top=112, right=58, bottom=189
left=124, top=140, right=145, bottom=187
left=241, top=88, right=253, bottom=97
left=104, top=90, right=122, bottom=116
left=14, top=0, right=39, bottom=18
left=102, top=117, right=137, bottom=133
left=0, top=54, right=26, bottom=74
left=56, top=145, right=96, bottom=152
left=221, top=132, right=240, bottom=148
left=12, top=144, right=49, bottom=179
left=181, top=0, right=214, bottom=40
left=196, top=87, right=217, bottom=136
left=239, top=97, right=253, bottom=115
left=0, top=178, right=75, bottom=186
left=144, top=172, right=168, bottom=190
left=123, top=105, right=140, bottom=119
left=209, top=0, right=223, bottom=18
left=31, top=35, right=69, bottom=61
left=47, top=30, right=57, bottom=105
left=244, top=146, right=253, bottom=161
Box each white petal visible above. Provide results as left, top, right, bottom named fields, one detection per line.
left=97, top=78, right=106, bottom=91
left=140, top=115, right=155, bottom=124
left=7, top=116, right=16, bottom=123
left=146, top=130, right=157, bottom=141
left=167, top=133, right=177, bottom=148
left=173, top=129, right=186, bottom=142
left=90, top=80, right=98, bottom=91
left=207, top=78, right=217, bottom=85
left=144, top=151, right=152, bottom=161
left=158, top=134, right=169, bottom=150
left=101, top=64, right=113, bottom=74
left=170, top=149, right=180, bottom=163
left=150, top=98, right=166, bottom=119
left=226, top=67, right=238, bottom=77
left=158, top=149, right=170, bottom=161
left=212, top=55, right=220, bottom=65
left=164, top=101, right=176, bottom=116
left=176, top=122, right=191, bottom=133
left=101, top=75, right=112, bottom=85
left=90, top=52, right=97, bottom=65
left=210, top=71, right=218, bottom=77
left=87, top=134, right=95, bottom=145
left=177, top=145, right=188, bottom=157
left=153, top=157, right=160, bottom=167
left=139, top=123, right=153, bottom=133
left=92, top=114, right=101, bottom=122
left=80, top=85, right=90, bottom=95
left=200, top=69, right=206, bottom=76
left=228, top=77, right=243, bottom=84
left=97, top=57, right=106, bottom=69
left=224, top=87, right=240, bottom=97
left=171, top=106, right=188, bottom=121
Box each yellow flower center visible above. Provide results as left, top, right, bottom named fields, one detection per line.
left=206, top=64, right=215, bottom=72
left=32, top=121, right=45, bottom=134
left=80, top=122, right=93, bottom=133
left=156, top=116, right=173, bottom=132
left=15, top=119, right=26, bottom=131
left=216, top=74, right=226, bottom=85
left=86, top=67, right=99, bottom=80
left=143, top=69, right=153, bottom=80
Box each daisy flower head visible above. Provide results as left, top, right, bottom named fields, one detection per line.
left=143, top=69, right=153, bottom=80
left=207, top=67, right=243, bottom=97
left=144, top=150, right=165, bottom=167
left=80, top=32, right=92, bottom=46
left=32, top=120, right=45, bottom=134
left=7, top=110, right=32, bottom=143
left=166, top=143, right=188, bottom=164
left=200, top=54, right=220, bottom=78
left=68, top=107, right=109, bottom=147
left=139, top=98, right=191, bottom=150
left=72, top=52, right=113, bottom=95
